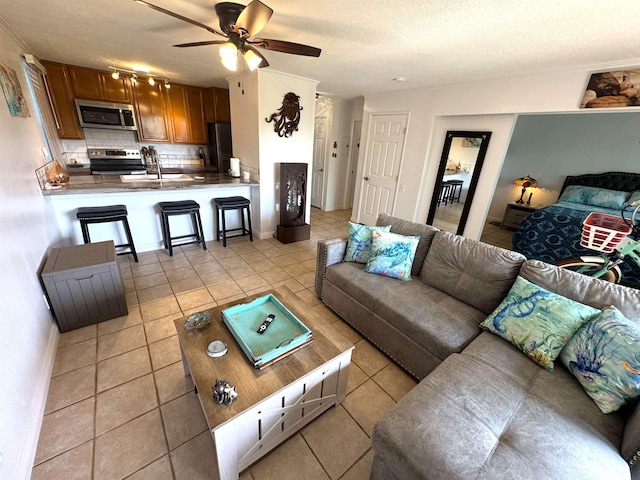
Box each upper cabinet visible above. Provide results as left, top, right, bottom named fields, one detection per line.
left=40, top=61, right=84, bottom=140
left=165, top=83, right=207, bottom=144
left=68, top=65, right=132, bottom=103
left=204, top=87, right=231, bottom=123
left=132, top=80, right=171, bottom=142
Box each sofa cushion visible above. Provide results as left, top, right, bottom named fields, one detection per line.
left=560, top=306, right=640, bottom=414
left=481, top=276, right=598, bottom=371
left=376, top=213, right=439, bottom=277
left=420, top=231, right=526, bottom=314
left=364, top=230, right=419, bottom=281
left=325, top=261, right=485, bottom=362
left=372, top=332, right=629, bottom=480
left=344, top=222, right=392, bottom=263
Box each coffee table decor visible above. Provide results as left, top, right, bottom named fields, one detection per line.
left=221, top=293, right=313, bottom=369
left=184, top=310, right=212, bottom=330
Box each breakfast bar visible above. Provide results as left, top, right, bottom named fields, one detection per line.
left=43, top=173, right=259, bottom=253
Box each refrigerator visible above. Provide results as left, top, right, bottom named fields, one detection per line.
left=206, top=122, right=233, bottom=173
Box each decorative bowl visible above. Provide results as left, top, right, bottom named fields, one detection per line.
left=184, top=311, right=212, bottom=330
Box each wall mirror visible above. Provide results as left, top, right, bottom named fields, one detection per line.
left=426, top=130, right=492, bottom=235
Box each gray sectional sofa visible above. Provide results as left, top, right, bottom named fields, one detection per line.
left=314, top=213, right=640, bottom=480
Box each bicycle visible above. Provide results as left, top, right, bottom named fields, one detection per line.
left=556, top=199, right=640, bottom=283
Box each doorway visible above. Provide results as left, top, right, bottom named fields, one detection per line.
left=426, top=131, right=491, bottom=235
left=357, top=113, right=408, bottom=225
left=346, top=120, right=362, bottom=208
left=311, top=116, right=328, bottom=208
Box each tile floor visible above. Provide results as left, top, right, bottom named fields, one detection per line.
left=32, top=208, right=419, bottom=480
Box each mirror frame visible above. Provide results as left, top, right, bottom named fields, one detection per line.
left=426, top=130, right=492, bottom=235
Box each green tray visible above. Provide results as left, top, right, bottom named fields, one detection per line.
left=221, top=294, right=313, bottom=369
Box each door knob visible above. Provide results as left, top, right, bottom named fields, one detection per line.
left=364, top=176, right=369, bottom=181
left=319, top=168, right=323, bottom=172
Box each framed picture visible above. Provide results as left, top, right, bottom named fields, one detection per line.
left=580, top=69, right=640, bottom=108
left=461, top=137, right=481, bottom=148
left=0, top=63, right=30, bottom=117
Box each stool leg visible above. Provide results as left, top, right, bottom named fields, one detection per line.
left=215, top=205, right=220, bottom=242
left=221, top=209, right=228, bottom=247
left=160, top=212, right=168, bottom=250
left=165, top=213, right=174, bottom=257
left=240, top=208, right=246, bottom=237
left=245, top=206, right=253, bottom=242
left=121, top=217, right=139, bottom=263
left=80, top=221, right=91, bottom=244
left=195, top=211, right=206, bottom=251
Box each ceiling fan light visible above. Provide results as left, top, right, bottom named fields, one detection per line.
left=243, top=49, right=262, bottom=71
left=219, top=43, right=238, bottom=71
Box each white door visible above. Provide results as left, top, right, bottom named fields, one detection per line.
left=346, top=120, right=362, bottom=208
left=358, top=114, right=408, bottom=224
left=311, top=116, right=328, bottom=208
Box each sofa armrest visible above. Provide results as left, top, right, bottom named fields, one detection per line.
left=314, top=237, right=347, bottom=298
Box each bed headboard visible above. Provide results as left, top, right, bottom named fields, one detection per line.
left=559, top=171, right=640, bottom=196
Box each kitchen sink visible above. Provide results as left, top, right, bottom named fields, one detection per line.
left=120, top=174, right=194, bottom=182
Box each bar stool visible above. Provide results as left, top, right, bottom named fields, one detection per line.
left=158, top=200, right=206, bottom=257
left=76, top=205, right=138, bottom=262
left=447, top=180, right=464, bottom=203
left=438, top=182, right=452, bottom=206
left=213, top=196, right=253, bottom=247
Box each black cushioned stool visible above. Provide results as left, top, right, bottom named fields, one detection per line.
left=213, top=196, right=253, bottom=247
left=76, top=205, right=138, bottom=262
left=158, top=200, right=206, bottom=257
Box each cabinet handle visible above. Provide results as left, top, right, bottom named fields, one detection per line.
left=74, top=274, right=94, bottom=281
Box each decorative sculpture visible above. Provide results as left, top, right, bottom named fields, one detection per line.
left=212, top=379, right=238, bottom=405
left=265, top=92, right=302, bottom=138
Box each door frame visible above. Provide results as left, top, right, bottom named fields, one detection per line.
left=355, top=111, right=410, bottom=223
left=313, top=98, right=333, bottom=210
left=345, top=120, right=362, bottom=209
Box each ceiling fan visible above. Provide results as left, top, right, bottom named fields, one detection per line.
left=134, top=0, right=321, bottom=71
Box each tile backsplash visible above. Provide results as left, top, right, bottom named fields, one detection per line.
left=61, top=129, right=205, bottom=167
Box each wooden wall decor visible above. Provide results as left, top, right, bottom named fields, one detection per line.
left=265, top=92, right=302, bottom=138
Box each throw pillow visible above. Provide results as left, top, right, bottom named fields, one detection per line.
left=559, top=185, right=629, bottom=210
left=343, top=222, right=392, bottom=264
left=560, top=306, right=640, bottom=414
left=481, top=276, right=598, bottom=371
left=364, top=230, right=419, bottom=281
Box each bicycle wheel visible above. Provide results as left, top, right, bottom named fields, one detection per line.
left=556, top=258, right=622, bottom=283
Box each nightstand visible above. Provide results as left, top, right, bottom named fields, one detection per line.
left=502, top=202, right=539, bottom=229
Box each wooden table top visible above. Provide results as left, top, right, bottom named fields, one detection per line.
left=173, top=286, right=353, bottom=429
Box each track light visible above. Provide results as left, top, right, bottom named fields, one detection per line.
left=111, top=70, right=119, bottom=80
left=164, top=79, right=171, bottom=89
left=108, top=66, right=169, bottom=88
left=148, top=76, right=155, bottom=86
left=131, top=74, right=137, bottom=84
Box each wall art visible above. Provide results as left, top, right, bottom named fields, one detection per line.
left=266, top=92, right=302, bottom=138
left=580, top=69, right=640, bottom=108
left=0, top=63, right=30, bottom=117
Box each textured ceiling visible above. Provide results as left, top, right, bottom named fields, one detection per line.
left=2, top=0, right=640, bottom=99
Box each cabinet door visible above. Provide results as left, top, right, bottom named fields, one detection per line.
left=166, top=83, right=190, bottom=143
left=100, top=72, right=132, bottom=103
left=68, top=65, right=103, bottom=100
left=204, top=87, right=231, bottom=123
left=132, top=81, right=171, bottom=142
left=187, top=86, right=206, bottom=145
left=41, top=61, right=84, bottom=139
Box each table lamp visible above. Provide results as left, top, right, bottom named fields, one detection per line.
left=514, top=175, right=539, bottom=204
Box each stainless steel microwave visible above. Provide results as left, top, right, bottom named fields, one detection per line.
left=75, top=99, right=137, bottom=131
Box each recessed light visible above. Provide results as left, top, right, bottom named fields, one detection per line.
left=393, top=77, right=406, bottom=82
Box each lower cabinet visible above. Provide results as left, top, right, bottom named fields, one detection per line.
left=41, top=241, right=128, bottom=332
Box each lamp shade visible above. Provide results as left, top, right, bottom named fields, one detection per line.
left=220, top=43, right=238, bottom=71
left=514, top=175, right=539, bottom=188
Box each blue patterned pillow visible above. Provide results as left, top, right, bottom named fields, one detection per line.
left=344, top=222, right=392, bottom=263
left=559, top=185, right=629, bottom=209
left=628, top=190, right=640, bottom=205
left=481, top=276, right=598, bottom=371
left=364, top=230, right=419, bottom=281
left=560, top=306, right=640, bottom=414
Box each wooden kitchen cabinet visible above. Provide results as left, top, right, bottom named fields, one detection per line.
left=166, top=83, right=207, bottom=144
left=41, top=241, right=128, bottom=332
left=204, top=87, right=231, bottom=123
left=68, top=65, right=132, bottom=103
left=132, top=80, right=171, bottom=142
left=40, top=60, right=84, bottom=139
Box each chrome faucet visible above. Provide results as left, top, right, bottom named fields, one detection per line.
left=149, top=146, right=161, bottom=179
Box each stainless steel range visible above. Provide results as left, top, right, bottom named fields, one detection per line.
left=88, top=148, right=146, bottom=175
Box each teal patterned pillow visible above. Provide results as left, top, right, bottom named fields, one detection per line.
left=628, top=190, right=640, bottom=205
left=560, top=306, right=640, bottom=414
left=364, top=230, right=419, bottom=281
left=481, top=276, right=598, bottom=371
left=344, top=222, right=392, bottom=263
left=559, top=185, right=629, bottom=209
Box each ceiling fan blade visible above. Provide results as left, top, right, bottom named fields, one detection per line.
left=134, top=0, right=225, bottom=37
left=234, top=0, right=273, bottom=37
left=251, top=38, right=321, bottom=57
left=244, top=45, right=270, bottom=68
left=173, top=40, right=228, bottom=48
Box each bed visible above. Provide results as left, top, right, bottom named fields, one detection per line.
left=512, top=171, right=640, bottom=288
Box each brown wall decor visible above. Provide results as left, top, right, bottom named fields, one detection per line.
left=265, top=92, right=302, bottom=138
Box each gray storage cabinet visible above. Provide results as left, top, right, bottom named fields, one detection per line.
left=41, top=240, right=128, bottom=332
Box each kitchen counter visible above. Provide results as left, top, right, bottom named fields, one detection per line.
left=43, top=172, right=257, bottom=195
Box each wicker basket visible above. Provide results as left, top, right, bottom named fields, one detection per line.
left=581, top=212, right=632, bottom=253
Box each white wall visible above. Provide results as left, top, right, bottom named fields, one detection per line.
left=355, top=59, right=640, bottom=238
left=0, top=25, right=62, bottom=480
